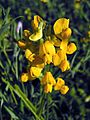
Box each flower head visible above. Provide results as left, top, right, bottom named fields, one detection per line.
left=53, top=18, right=70, bottom=39
left=54, top=78, right=65, bottom=91
left=18, top=15, right=77, bottom=95
left=29, top=15, right=44, bottom=41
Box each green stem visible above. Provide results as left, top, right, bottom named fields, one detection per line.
left=3, top=49, right=15, bottom=75
left=37, top=92, right=45, bottom=117
left=46, top=94, right=49, bottom=120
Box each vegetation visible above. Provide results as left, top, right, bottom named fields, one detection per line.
left=0, top=0, right=90, bottom=119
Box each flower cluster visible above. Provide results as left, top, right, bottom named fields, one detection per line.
left=18, top=15, right=77, bottom=94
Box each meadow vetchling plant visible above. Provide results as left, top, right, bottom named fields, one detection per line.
left=17, top=15, right=77, bottom=94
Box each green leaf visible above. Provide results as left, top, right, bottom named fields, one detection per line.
left=4, top=106, right=19, bottom=120
left=14, top=85, right=44, bottom=120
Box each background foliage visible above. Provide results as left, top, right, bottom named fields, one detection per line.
left=0, top=0, right=90, bottom=120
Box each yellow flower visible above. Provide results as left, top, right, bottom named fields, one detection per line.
left=21, top=73, right=29, bottom=82
left=53, top=18, right=69, bottom=38
left=29, top=15, right=44, bottom=41
left=17, top=40, right=26, bottom=49
left=41, top=72, right=56, bottom=86
left=52, top=53, right=61, bottom=66
left=44, top=84, right=52, bottom=93
left=59, top=59, right=70, bottom=72
left=25, top=49, right=35, bottom=62
left=60, top=85, right=69, bottom=94
left=54, top=78, right=65, bottom=91
left=67, top=42, right=77, bottom=54
left=29, top=66, right=42, bottom=78
left=59, top=41, right=77, bottom=55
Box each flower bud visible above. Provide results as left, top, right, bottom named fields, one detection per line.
left=17, top=40, right=26, bottom=49
left=54, top=78, right=65, bottom=91
left=21, top=73, right=29, bottom=82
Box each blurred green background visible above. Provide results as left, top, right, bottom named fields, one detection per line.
left=0, top=0, right=90, bottom=120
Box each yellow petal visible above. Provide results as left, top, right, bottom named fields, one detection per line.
left=28, top=54, right=35, bottom=62
left=44, top=84, right=52, bottom=93
left=41, top=72, right=56, bottom=86
left=54, top=78, right=65, bottom=91
left=44, top=41, right=55, bottom=55
left=44, top=54, right=52, bottom=64
left=25, top=49, right=32, bottom=58
left=57, top=49, right=66, bottom=61
left=33, top=15, right=42, bottom=29
left=59, top=59, right=70, bottom=72
left=39, top=43, right=47, bottom=56
left=29, top=28, right=43, bottom=41
left=17, top=40, right=26, bottom=49
left=60, top=85, right=69, bottom=94
left=21, top=73, right=29, bottom=82
left=30, top=67, right=42, bottom=78
left=52, top=53, right=61, bottom=66
left=60, top=40, right=68, bottom=50
left=25, top=49, right=35, bottom=62
left=53, top=18, right=69, bottom=35
left=60, top=28, right=72, bottom=39
left=67, top=42, right=77, bottom=54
